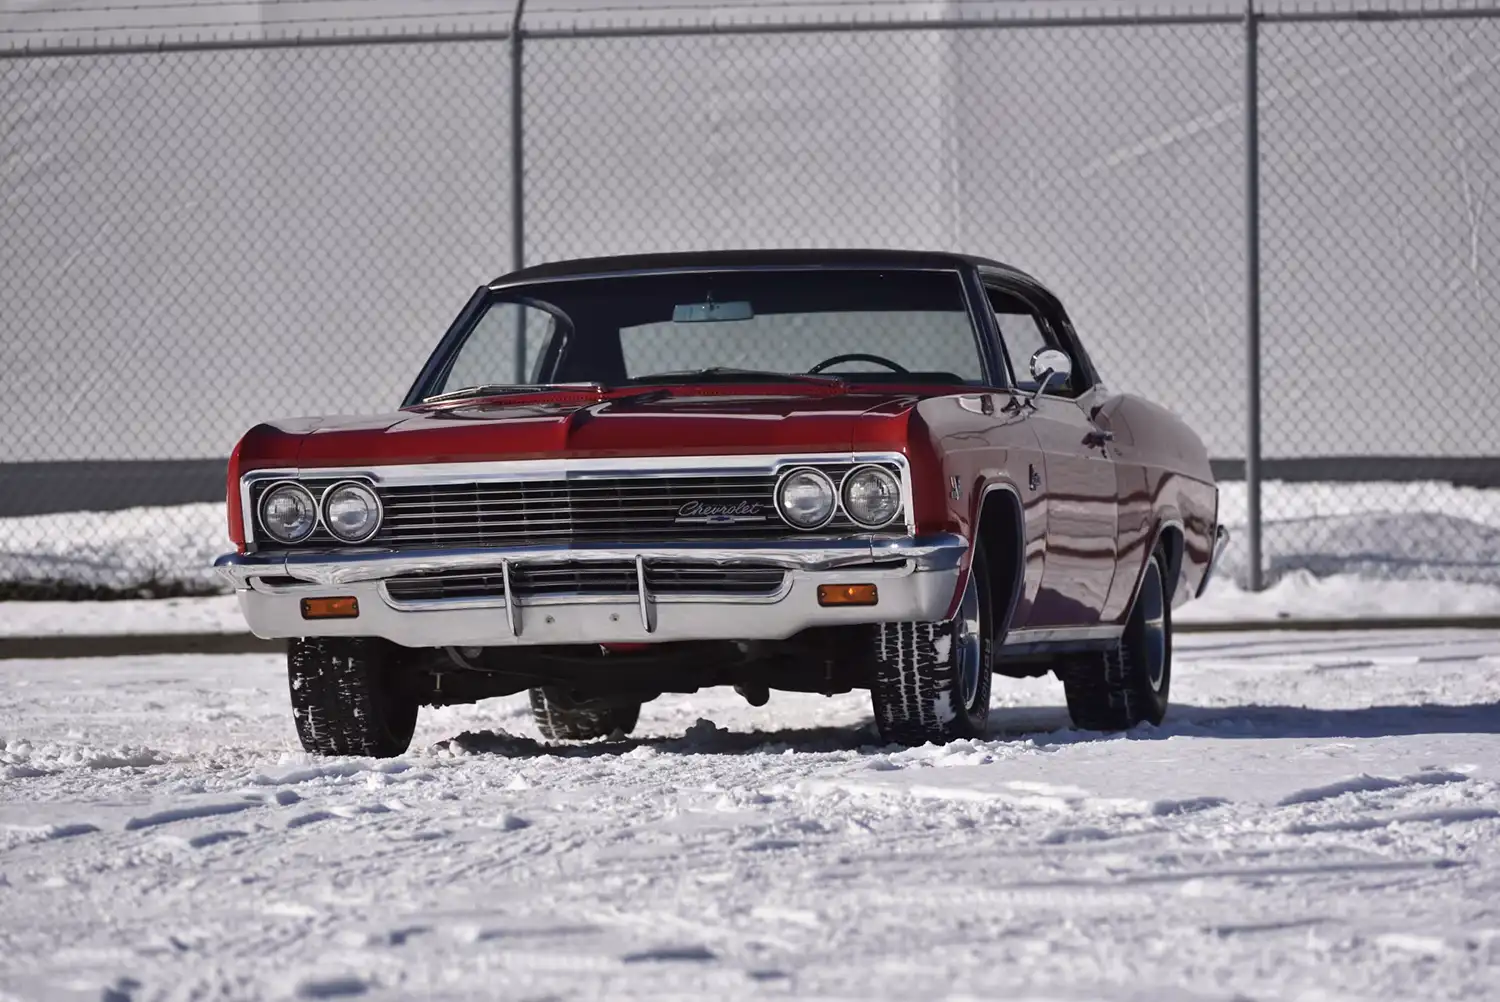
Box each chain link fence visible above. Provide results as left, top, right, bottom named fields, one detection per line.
left=1256, top=15, right=1500, bottom=585
left=1, top=2, right=1497, bottom=601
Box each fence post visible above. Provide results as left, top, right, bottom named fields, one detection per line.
left=1244, top=0, right=1264, bottom=591
left=510, top=0, right=528, bottom=382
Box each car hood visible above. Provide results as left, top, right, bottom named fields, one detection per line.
left=278, top=388, right=928, bottom=469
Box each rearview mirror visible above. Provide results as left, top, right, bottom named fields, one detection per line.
left=1029, top=347, right=1073, bottom=392
left=673, top=300, right=754, bottom=323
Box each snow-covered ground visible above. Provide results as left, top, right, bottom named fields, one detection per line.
left=3, top=631, right=1500, bottom=999
left=0, top=595, right=246, bottom=637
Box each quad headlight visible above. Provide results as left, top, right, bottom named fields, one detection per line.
left=841, top=465, right=902, bottom=528
left=322, top=481, right=383, bottom=543
left=776, top=467, right=837, bottom=530
left=258, top=482, right=318, bottom=544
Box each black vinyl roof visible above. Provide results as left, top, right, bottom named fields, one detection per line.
left=491, top=248, right=1041, bottom=288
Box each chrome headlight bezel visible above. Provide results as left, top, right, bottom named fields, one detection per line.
left=774, top=466, right=838, bottom=531
left=840, top=464, right=902, bottom=529
left=321, top=480, right=383, bottom=544
left=257, top=481, right=319, bottom=545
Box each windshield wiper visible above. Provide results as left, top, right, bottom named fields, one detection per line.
left=422, top=382, right=605, bottom=404
left=625, top=367, right=844, bottom=387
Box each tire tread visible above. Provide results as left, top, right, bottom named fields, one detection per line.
left=869, top=542, right=992, bottom=746
left=1061, top=549, right=1172, bottom=732
left=529, top=688, right=641, bottom=741
left=288, top=637, right=417, bottom=758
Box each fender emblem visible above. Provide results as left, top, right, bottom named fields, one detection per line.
left=674, top=500, right=766, bottom=524
left=949, top=476, right=962, bottom=500
left=1029, top=464, right=1041, bottom=491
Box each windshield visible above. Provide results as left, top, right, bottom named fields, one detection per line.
left=424, top=268, right=986, bottom=399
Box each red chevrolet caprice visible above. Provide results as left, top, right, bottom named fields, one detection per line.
left=216, top=249, right=1228, bottom=757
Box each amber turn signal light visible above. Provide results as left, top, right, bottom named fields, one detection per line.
left=817, top=584, right=878, bottom=607
left=300, top=596, right=359, bottom=620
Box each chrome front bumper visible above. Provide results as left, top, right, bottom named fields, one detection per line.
left=213, top=535, right=969, bottom=649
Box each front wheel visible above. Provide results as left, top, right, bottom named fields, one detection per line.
left=1061, top=547, right=1172, bottom=731
left=288, top=637, right=419, bottom=758
left=869, top=542, right=992, bottom=745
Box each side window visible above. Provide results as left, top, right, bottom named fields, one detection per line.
left=439, top=302, right=557, bottom=395
left=986, top=288, right=1075, bottom=396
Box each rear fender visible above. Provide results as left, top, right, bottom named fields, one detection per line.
left=1118, top=514, right=1184, bottom=624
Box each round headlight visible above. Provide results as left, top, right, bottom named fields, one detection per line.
left=258, top=482, right=318, bottom=544
left=776, top=467, right=837, bottom=530
left=841, top=465, right=902, bottom=528
left=322, top=481, right=382, bottom=543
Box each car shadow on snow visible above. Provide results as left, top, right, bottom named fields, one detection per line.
left=434, top=719, right=882, bottom=759
left=989, top=700, right=1500, bottom=743
left=433, top=699, right=1500, bottom=759
left=1145, top=700, right=1500, bottom=740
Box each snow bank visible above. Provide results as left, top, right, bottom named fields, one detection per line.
left=0, top=503, right=226, bottom=595
left=1215, top=481, right=1500, bottom=586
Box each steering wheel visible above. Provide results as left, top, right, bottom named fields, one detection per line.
left=807, top=353, right=910, bottom=375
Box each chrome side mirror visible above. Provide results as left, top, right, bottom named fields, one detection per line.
left=1028, top=347, right=1073, bottom=402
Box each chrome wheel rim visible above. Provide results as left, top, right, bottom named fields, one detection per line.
left=955, top=570, right=983, bottom=710
left=1140, top=559, right=1168, bottom=691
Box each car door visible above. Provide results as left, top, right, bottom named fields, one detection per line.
left=984, top=283, right=1120, bottom=629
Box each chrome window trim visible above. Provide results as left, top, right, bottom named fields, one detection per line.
left=240, top=451, right=914, bottom=548
left=468, top=265, right=993, bottom=394
left=486, top=263, right=963, bottom=293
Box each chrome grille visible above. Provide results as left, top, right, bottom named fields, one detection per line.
left=249, top=463, right=904, bottom=550
left=384, top=562, right=787, bottom=602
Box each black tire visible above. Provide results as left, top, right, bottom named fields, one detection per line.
left=529, top=687, right=642, bottom=741
left=287, top=637, right=419, bottom=758
left=1061, top=547, right=1173, bottom=731
left=869, top=541, right=993, bottom=745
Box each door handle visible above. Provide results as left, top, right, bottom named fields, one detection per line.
left=1084, top=428, right=1114, bottom=448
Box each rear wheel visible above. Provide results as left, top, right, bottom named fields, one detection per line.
left=869, top=542, right=992, bottom=745
left=1061, top=547, right=1172, bottom=731
left=287, top=637, right=419, bottom=758
left=529, top=687, right=642, bottom=741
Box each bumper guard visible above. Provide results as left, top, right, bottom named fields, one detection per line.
left=214, top=535, right=969, bottom=649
